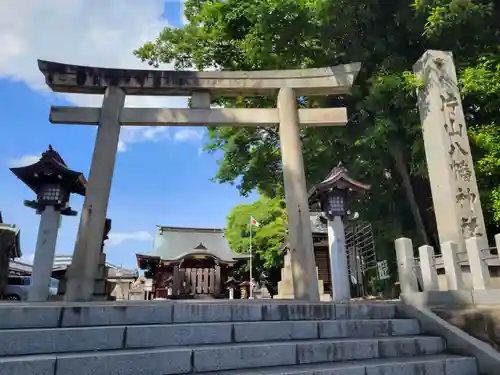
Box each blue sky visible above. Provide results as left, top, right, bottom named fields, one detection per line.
left=0, top=0, right=257, bottom=269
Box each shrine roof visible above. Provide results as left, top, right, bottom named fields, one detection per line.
left=106, top=264, right=138, bottom=280
left=0, top=224, right=22, bottom=259
left=9, top=260, right=32, bottom=274
left=140, top=226, right=248, bottom=263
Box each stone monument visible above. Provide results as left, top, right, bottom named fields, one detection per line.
left=38, top=60, right=361, bottom=301
left=414, top=50, right=488, bottom=252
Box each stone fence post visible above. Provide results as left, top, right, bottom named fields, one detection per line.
left=418, top=245, right=439, bottom=291
left=395, top=238, right=418, bottom=294
left=495, top=234, right=500, bottom=261
left=441, top=241, right=465, bottom=290
left=465, top=236, right=491, bottom=290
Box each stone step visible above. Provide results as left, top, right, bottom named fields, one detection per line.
left=0, top=301, right=398, bottom=329
left=0, top=319, right=421, bottom=356
left=197, top=355, right=478, bottom=375
left=0, top=336, right=445, bottom=375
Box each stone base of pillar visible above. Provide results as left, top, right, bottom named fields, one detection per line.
left=56, top=252, right=115, bottom=301
left=275, top=251, right=326, bottom=299
left=93, top=252, right=115, bottom=300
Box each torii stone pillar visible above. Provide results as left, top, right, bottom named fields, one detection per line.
left=278, top=87, right=319, bottom=300
left=65, top=87, right=125, bottom=302
left=414, top=50, right=488, bottom=253
left=37, top=60, right=361, bottom=301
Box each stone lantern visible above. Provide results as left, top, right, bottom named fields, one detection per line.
left=10, top=145, right=86, bottom=301
left=225, top=276, right=239, bottom=300
left=308, top=163, right=370, bottom=301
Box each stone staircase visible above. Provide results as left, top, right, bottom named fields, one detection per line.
left=0, top=301, right=478, bottom=375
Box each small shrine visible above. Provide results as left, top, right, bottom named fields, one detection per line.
left=136, top=226, right=248, bottom=299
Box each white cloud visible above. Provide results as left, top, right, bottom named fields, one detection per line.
left=118, top=127, right=171, bottom=152
left=107, top=231, right=153, bottom=246
left=8, top=155, right=40, bottom=167
left=173, top=128, right=204, bottom=143
left=0, top=0, right=190, bottom=152
left=17, top=253, right=35, bottom=265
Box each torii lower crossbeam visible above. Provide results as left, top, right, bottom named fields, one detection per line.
left=50, top=107, right=348, bottom=127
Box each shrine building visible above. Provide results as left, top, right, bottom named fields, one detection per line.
left=136, top=226, right=248, bottom=299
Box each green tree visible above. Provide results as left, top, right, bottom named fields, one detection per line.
left=136, top=0, right=500, bottom=250
left=224, top=196, right=287, bottom=280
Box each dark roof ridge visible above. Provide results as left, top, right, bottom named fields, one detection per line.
left=157, top=225, right=225, bottom=234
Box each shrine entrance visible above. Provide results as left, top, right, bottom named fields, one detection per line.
left=38, top=59, right=360, bottom=302
left=171, top=254, right=223, bottom=298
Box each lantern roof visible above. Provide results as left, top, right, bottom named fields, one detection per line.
left=308, top=163, right=370, bottom=204
left=9, top=145, right=87, bottom=196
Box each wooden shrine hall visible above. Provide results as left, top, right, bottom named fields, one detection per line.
left=136, top=226, right=248, bottom=299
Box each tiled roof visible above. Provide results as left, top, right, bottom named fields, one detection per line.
left=147, top=226, right=247, bottom=262
left=0, top=224, right=22, bottom=258
left=9, top=255, right=138, bottom=279
left=107, top=265, right=138, bottom=279
left=9, top=260, right=32, bottom=273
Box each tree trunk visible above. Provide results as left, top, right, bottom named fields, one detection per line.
left=390, top=147, right=430, bottom=245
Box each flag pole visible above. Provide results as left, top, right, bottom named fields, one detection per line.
left=249, top=216, right=253, bottom=299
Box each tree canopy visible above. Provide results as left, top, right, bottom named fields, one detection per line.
left=223, top=196, right=287, bottom=280
left=135, top=0, right=500, bottom=263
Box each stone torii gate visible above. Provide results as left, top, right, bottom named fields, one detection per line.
left=38, top=60, right=361, bottom=302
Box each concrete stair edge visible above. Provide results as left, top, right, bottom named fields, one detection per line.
left=0, top=336, right=448, bottom=374
left=0, top=302, right=399, bottom=329
left=0, top=353, right=477, bottom=375
left=195, top=355, right=478, bottom=375
left=0, top=319, right=423, bottom=356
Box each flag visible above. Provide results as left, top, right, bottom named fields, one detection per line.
left=251, top=216, right=260, bottom=227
